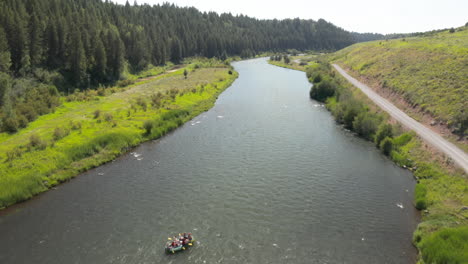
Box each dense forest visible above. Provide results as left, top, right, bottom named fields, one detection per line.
left=0, top=0, right=383, bottom=133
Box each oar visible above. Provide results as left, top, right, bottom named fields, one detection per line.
left=168, top=237, right=172, bottom=240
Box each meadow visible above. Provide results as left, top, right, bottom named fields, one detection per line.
left=0, top=59, right=238, bottom=208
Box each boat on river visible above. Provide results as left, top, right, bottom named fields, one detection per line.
left=165, top=233, right=195, bottom=254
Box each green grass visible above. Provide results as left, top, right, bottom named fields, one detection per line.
left=330, top=27, right=468, bottom=136
left=0, top=61, right=238, bottom=208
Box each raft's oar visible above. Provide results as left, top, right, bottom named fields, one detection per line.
left=188, top=243, right=193, bottom=246
left=168, top=237, right=172, bottom=240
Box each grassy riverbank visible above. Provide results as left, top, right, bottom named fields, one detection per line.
left=269, top=56, right=468, bottom=263
left=0, top=59, right=238, bottom=209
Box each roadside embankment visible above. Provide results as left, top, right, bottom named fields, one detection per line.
left=0, top=60, right=238, bottom=209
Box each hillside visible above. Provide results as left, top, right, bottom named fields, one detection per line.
left=330, top=28, right=468, bottom=139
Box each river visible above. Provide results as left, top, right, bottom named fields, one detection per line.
left=0, top=58, right=418, bottom=264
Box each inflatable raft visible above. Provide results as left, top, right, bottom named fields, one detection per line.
left=165, top=233, right=195, bottom=254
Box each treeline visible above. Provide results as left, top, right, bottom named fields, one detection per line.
left=0, top=0, right=385, bottom=133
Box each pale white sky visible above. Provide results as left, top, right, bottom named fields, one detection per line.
left=112, top=0, right=468, bottom=34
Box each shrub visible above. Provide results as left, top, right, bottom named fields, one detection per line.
left=414, top=183, right=427, bottom=210
left=143, top=120, right=154, bottom=135
left=53, top=127, right=68, bottom=141
left=228, top=70, right=232, bottom=75
left=136, top=97, right=147, bottom=111
left=104, top=113, right=113, bottom=122
left=449, top=28, right=455, bottom=33
left=97, top=87, right=106, bottom=96
left=310, top=80, right=336, bottom=102
left=70, top=121, right=82, bottom=130
left=29, top=134, right=47, bottom=150
left=379, top=137, right=393, bottom=156
left=93, top=109, right=101, bottom=119
left=2, top=116, right=19, bottom=133
left=375, top=123, right=393, bottom=146
left=352, top=112, right=380, bottom=140
left=6, top=147, right=22, bottom=161
left=116, top=79, right=135, bottom=87
left=183, top=69, right=188, bottom=79
left=29, top=134, right=42, bottom=147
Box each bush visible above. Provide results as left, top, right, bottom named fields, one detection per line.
left=53, top=127, right=68, bottom=141
left=2, top=116, right=19, bottom=133
left=310, top=80, right=336, bottom=102
left=6, top=147, right=22, bottom=161
left=93, top=109, right=101, bottom=119
left=414, top=183, right=427, bottom=210
left=143, top=120, right=154, bottom=135
left=104, top=113, right=113, bottom=122
left=116, top=79, right=135, bottom=87
left=29, top=134, right=47, bottom=150
left=421, top=226, right=468, bottom=264
left=449, top=28, right=455, bottom=33
left=352, top=112, right=380, bottom=140
left=375, top=123, right=393, bottom=146
left=136, top=97, right=147, bottom=111
left=379, top=137, right=393, bottom=156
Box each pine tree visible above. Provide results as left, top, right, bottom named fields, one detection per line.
left=70, top=30, right=87, bottom=87
left=28, top=14, right=43, bottom=66
left=93, top=36, right=107, bottom=82
left=170, top=37, right=182, bottom=63
left=0, top=26, right=11, bottom=73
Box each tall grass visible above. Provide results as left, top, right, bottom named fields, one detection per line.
left=421, top=226, right=468, bottom=264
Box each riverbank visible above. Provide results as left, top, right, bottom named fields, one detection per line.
left=269, top=57, right=467, bottom=263
left=0, top=59, right=238, bottom=209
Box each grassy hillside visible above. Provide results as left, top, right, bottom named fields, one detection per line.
left=330, top=28, right=468, bottom=137
left=0, top=59, right=238, bottom=208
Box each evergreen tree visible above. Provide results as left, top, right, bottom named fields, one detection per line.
left=0, top=26, right=11, bottom=73
left=70, top=30, right=87, bottom=87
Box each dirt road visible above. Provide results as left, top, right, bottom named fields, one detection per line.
left=333, top=64, right=468, bottom=173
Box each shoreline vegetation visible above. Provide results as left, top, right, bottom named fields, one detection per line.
left=268, top=42, right=467, bottom=263
left=0, top=58, right=238, bottom=209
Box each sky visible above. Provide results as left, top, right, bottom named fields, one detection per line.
left=111, top=0, right=468, bottom=34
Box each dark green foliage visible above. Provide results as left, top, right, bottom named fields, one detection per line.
left=421, top=226, right=468, bottom=264
left=0, top=26, right=11, bottom=72
left=414, top=183, right=427, bottom=210
left=184, top=69, right=188, bottom=79
left=310, top=80, right=336, bottom=102
left=449, top=28, right=455, bottom=33
left=93, top=110, right=101, bottom=119
left=375, top=123, right=393, bottom=146
left=143, top=120, right=154, bottom=135
left=352, top=112, right=380, bottom=140
left=379, top=137, right=393, bottom=156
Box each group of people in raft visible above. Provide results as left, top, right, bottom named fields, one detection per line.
left=169, top=233, right=193, bottom=248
